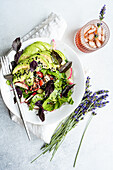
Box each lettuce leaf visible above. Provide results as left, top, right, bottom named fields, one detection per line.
left=41, top=68, right=66, bottom=80
left=19, top=87, right=33, bottom=99
left=31, top=93, right=44, bottom=104
left=42, top=79, right=74, bottom=111
left=29, top=93, right=45, bottom=110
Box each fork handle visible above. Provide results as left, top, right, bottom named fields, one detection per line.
left=12, top=84, right=31, bottom=140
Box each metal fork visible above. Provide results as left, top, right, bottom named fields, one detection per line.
left=1, top=56, right=31, bottom=140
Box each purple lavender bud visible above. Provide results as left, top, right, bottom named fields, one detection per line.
left=93, top=100, right=96, bottom=105
left=87, top=76, right=90, bottom=80
left=102, top=102, right=106, bottom=105
left=91, top=108, right=96, bottom=111
left=93, top=92, right=97, bottom=96
left=74, top=111, right=78, bottom=114
left=90, top=100, right=94, bottom=103
left=99, top=105, right=102, bottom=108
left=92, top=112, right=97, bottom=115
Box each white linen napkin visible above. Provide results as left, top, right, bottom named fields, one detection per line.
left=9, top=12, right=67, bottom=143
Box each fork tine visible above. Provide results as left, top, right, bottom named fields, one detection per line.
left=3, top=56, right=9, bottom=75
left=1, top=56, right=6, bottom=75
left=7, top=56, right=12, bottom=72
left=1, top=56, right=11, bottom=75
left=4, top=56, right=11, bottom=74
left=4, top=56, right=10, bottom=75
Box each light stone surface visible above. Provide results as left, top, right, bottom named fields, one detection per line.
left=0, top=0, right=113, bottom=170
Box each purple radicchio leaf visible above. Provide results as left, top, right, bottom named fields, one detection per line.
left=15, top=87, right=22, bottom=99
left=14, top=50, right=23, bottom=64
left=12, top=37, right=21, bottom=52
left=38, top=107, right=45, bottom=122
left=62, top=84, right=75, bottom=97
left=51, top=50, right=62, bottom=65
left=30, top=60, right=38, bottom=72
left=59, top=61, right=72, bottom=73
left=45, top=80, right=54, bottom=98
left=35, top=101, right=45, bottom=121
left=35, top=100, right=43, bottom=107
left=11, top=61, right=17, bottom=71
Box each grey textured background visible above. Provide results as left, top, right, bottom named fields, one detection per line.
left=0, top=0, right=113, bottom=170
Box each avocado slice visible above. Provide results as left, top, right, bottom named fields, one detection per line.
left=33, top=42, right=47, bottom=51
left=13, top=69, right=29, bottom=83
left=40, top=51, right=53, bottom=63
left=13, top=69, right=35, bottom=84
left=12, top=64, right=30, bottom=74
left=12, top=54, right=50, bottom=74
left=19, top=41, right=51, bottom=62
left=19, top=46, right=40, bottom=61
left=25, top=71, right=34, bottom=86
left=38, top=42, right=51, bottom=51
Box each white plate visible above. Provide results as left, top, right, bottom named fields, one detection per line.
left=0, top=38, right=85, bottom=125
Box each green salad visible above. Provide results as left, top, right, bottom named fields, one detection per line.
left=8, top=38, right=75, bottom=121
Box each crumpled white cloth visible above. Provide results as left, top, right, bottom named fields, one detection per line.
left=22, top=12, right=67, bottom=42
left=9, top=12, right=67, bottom=144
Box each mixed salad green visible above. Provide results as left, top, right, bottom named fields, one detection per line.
left=8, top=38, right=75, bottom=121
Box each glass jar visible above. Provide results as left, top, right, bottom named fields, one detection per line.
left=74, top=19, right=110, bottom=53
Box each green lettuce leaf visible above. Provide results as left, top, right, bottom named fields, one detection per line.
left=42, top=79, right=74, bottom=111
left=31, top=93, right=44, bottom=104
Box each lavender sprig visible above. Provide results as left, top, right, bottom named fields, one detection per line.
left=73, top=113, right=93, bottom=167
left=99, top=5, right=106, bottom=21
left=31, top=76, right=109, bottom=166
left=97, top=5, right=106, bottom=28
left=95, top=5, right=106, bottom=38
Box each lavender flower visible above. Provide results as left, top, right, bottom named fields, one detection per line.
left=72, top=77, right=109, bottom=121
left=96, top=90, right=109, bottom=94
left=97, top=5, right=106, bottom=27
left=95, top=5, right=106, bottom=38
left=99, top=5, right=106, bottom=21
